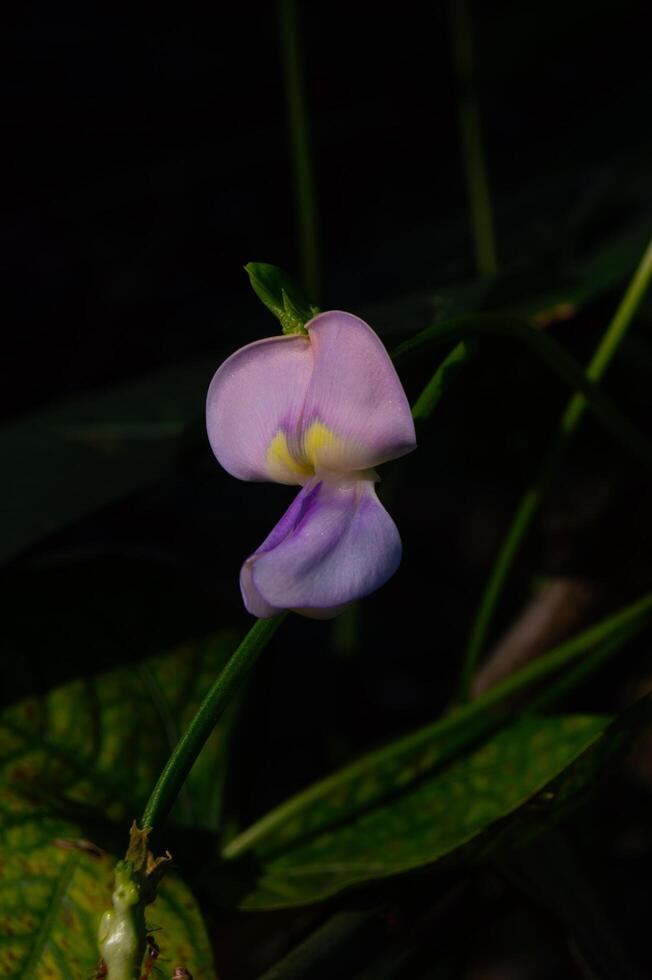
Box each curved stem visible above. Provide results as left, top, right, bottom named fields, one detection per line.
left=460, top=236, right=652, bottom=698
left=140, top=614, right=286, bottom=831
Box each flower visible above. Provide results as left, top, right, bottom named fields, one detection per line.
left=206, top=310, right=416, bottom=618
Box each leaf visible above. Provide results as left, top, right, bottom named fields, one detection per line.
left=244, top=263, right=318, bottom=334
left=222, top=709, right=498, bottom=864
left=219, top=709, right=649, bottom=909
left=0, top=629, right=242, bottom=834
left=1, top=357, right=215, bottom=564
left=0, top=788, right=216, bottom=978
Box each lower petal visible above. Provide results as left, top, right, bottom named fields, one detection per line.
left=239, top=476, right=402, bottom=618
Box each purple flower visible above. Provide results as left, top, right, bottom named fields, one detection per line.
left=206, top=311, right=416, bottom=618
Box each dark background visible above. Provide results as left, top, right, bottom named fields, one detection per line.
left=5, top=0, right=650, bottom=416
left=4, top=1, right=652, bottom=976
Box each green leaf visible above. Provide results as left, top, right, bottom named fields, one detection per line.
left=0, top=789, right=216, bottom=978
left=245, top=262, right=318, bottom=334
left=0, top=629, right=242, bottom=834
left=219, top=709, right=648, bottom=909
left=0, top=357, right=215, bottom=564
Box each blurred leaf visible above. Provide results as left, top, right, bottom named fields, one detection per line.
left=392, top=314, right=652, bottom=465
left=245, top=262, right=318, bottom=334
left=0, top=629, right=242, bottom=834
left=220, top=709, right=651, bottom=908
left=365, top=217, right=652, bottom=339
left=0, top=788, right=215, bottom=978
left=1, top=358, right=215, bottom=564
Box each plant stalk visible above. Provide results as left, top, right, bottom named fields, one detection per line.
left=140, top=614, right=286, bottom=831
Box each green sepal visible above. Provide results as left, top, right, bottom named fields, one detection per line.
left=245, top=262, right=319, bottom=335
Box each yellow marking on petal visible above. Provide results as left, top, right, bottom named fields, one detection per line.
left=266, top=421, right=355, bottom=482
left=266, top=430, right=314, bottom=484
left=303, top=420, right=350, bottom=469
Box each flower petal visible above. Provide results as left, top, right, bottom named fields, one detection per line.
left=240, top=476, right=402, bottom=617
left=206, top=334, right=313, bottom=484
left=301, top=311, right=416, bottom=472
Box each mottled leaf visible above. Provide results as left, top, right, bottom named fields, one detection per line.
left=220, top=711, right=645, bottom=908
left=222, top=709, right=497, bottom=864
left=0, top=629, right=242, bottom=833
left=0, top=788, right=216, bottom=978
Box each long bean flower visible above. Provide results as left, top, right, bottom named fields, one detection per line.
left=206, top=311, right=416, bottom=618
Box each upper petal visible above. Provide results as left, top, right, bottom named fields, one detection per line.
left=241, top=476, right=402, bottom=616
left=206, top=334, right=313, bottom=484
left=301, top=311, right=416, bottom=473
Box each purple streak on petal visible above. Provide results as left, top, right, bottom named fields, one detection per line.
left=255, top=480, right=323, bottom=554
left=239, top=480, right=322, bottom=617
left=302, top=311, right=416, bottom=472
left=206, top=334, right=313, bottom=484
left=242, top=476, right=402, bottom=616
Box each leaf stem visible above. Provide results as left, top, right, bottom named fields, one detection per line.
left=140, top=615, right=286, bottom=831
left=277, top=0, right=321, bottom=302
left=450, top=0, right=498, bottom=277
left=460, top=237, right=652, bottom=698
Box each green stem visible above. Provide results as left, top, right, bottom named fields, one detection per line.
left=278, top=0, right=321, bottom=302
left=450, top=0, right=498, bottom=277
left=140, top=615, right=286, bottom=831
left=460, top=237, right=652, bottom=699
left=563, top=235, right=652, bottom=424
